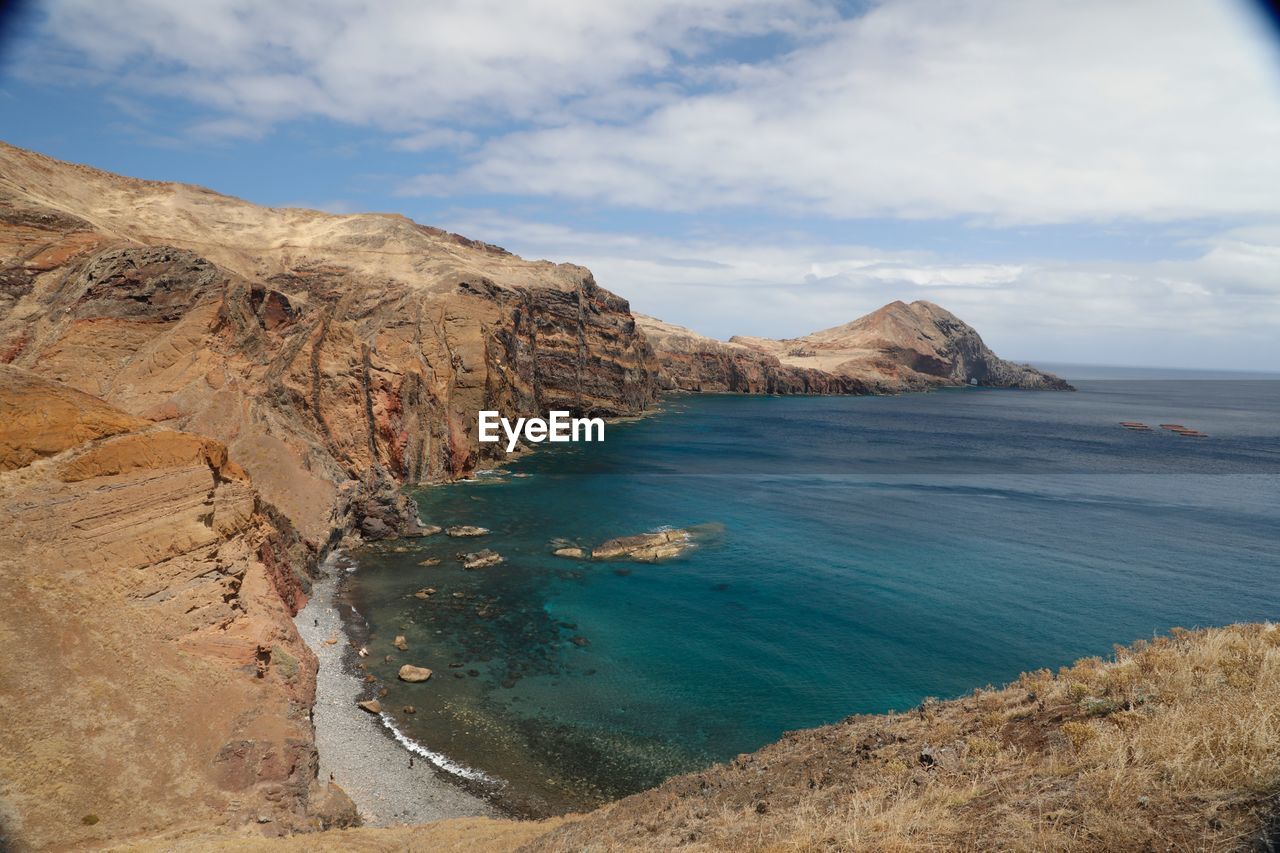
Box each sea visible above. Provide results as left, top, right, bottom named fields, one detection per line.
left=340, top=366, right=1280, bottom=816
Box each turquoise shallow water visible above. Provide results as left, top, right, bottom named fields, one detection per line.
left=344, top=378, right=1280, bottom=815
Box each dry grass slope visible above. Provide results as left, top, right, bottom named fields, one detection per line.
left=522, top=623, right=1280, bottom=851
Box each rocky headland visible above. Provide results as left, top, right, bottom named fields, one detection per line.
left=637, top=301, right=1072, bottom=394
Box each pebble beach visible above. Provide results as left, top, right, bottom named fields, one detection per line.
left=294, top=560, right=497, bottom=826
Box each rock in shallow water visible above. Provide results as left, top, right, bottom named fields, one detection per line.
left=591, top=529, right=693, bottom=562
left=356, top=699, right=382, bottom=714
left=447, top=525, right=489, bottom=538
left=553, top=547, right=586, bottom=559
left=398, top=664, right=432, bottom=683
left=459, top=548, right=503, bottom=569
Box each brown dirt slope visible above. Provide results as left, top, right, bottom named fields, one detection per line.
left=119, top=815, right=568, bottom=852
left=0, top=366, right=355, bottom=850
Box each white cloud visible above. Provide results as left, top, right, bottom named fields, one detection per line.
left=435, top=0, right=1280, bottom=223
left=441, top=212, right=1280, bottom=369
left=26, top=0, right=831, bottom=128
left=23, top=0, right=1280, bottom=225
left=187, top=116, right=267, bottom=141
left=390, top=128, right=478, bottom=152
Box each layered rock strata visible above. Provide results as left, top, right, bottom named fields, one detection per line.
left=0, top=367, right=351, bottom=848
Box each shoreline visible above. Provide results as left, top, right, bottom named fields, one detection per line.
left=294, top=555, right=498, bottom=826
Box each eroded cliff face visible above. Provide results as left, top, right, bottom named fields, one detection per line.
left=0, top=367, right=350, bottom=849
left=0, top=141, right=658, bottom=550
left=639, top=301, right=1072, bottom=394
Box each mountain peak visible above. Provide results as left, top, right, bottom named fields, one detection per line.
left=640, top=300, right=1071, bottom=392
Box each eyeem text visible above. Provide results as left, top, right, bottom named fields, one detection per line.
left=478, top=410, right=605, bottom=452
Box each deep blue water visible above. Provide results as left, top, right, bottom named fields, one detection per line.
left=344, top=378, right=1280, bottom=815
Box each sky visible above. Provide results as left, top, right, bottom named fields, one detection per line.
left=1, top=0, right=1278, bottom=369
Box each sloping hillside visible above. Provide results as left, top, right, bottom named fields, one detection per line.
left=642, top=301, right=1071, bottom=394
left=524, top=622, right=1280, bottom=851
left=0, top=142, right=657, bottom=849
left=0, top=140, right=658, bottom=551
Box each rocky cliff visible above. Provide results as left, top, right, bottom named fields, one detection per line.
left=0, top=141, right=658, bottom=548
left=0, top=142, right=657, bottom=849
left=640, top=300, right=1072, bottom=394
left=0, top=367, right=353, bottom=848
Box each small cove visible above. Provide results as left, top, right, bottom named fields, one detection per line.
left=342, top=378, right=1280, bottom=815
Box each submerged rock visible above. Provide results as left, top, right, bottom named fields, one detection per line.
left=553, top=547, right=586, bottom=559
left=460, top=548, right=503, bottom=570
left=447, top=525, right=490, bottom=538
left=413, top=587, right=437, bottom=599
left=398, top=664, right=432, bottom=683
left=418, top=557, right=441, bottom=567
left=393, top=635, right=408, bottom=651
left=592, top=529, right=693, bottom=562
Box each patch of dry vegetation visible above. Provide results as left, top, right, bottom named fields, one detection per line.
left=521, top=623, right=1280, bottom=851
left=117, top=816, right=569, bottom=852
